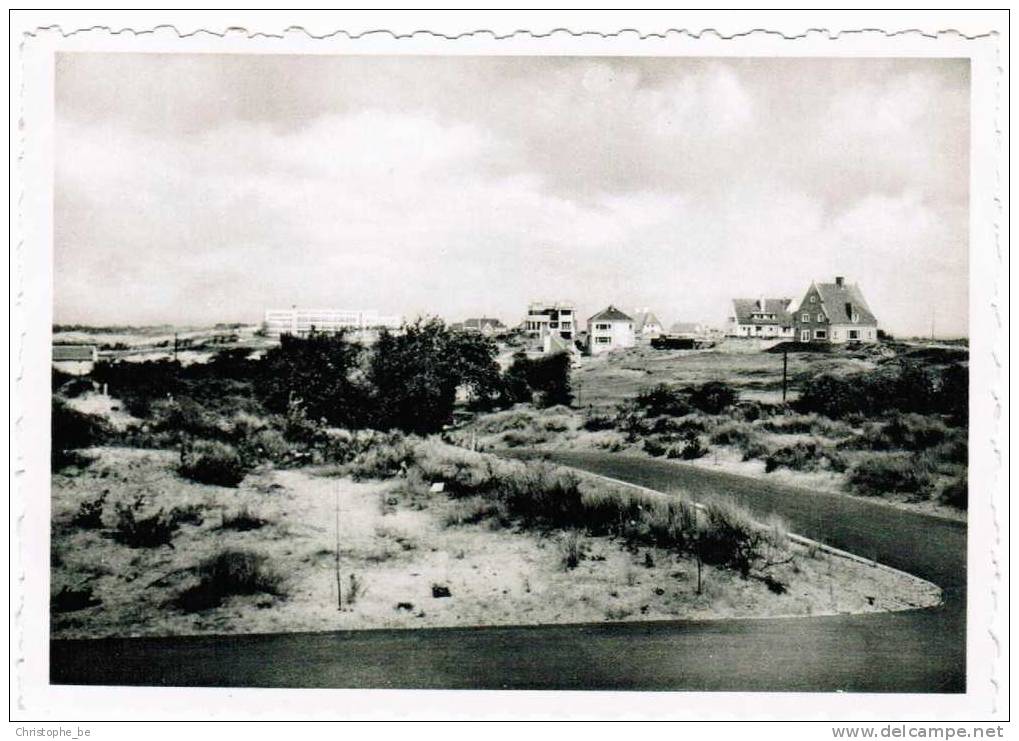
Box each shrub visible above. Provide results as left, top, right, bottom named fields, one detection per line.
left=764, top=441, right=847, bottom=474
left=346, top=433, right=415, bottom=480
left=940, top=476, right=968, bottom=510
left=558, top=531, right=585, bottom=570
left=175, top=549, right=286, bottom=612
left=672, top=434, right=708, bottom=460
left=635, top=385, right=691, bottom=417
left=689, top=381, right=738, bottom=415
left=237, top=425, right=292, bottom=465
left=179, top=440, right=249, bottom=487
left=220, top=506, right=270, bottom=531
left=52, top=584, right=101, bottom=613
left=501, top=429, right=549, bottom=447
left=503, top=352, right=573, bottom=408
left=583, top=414, right=616, bottom=432
left=643, top=437, right=668, bottom=457
left=113, top=501, right=178, bottom=548
left=847, top=455, right=934, bottom=498
left=52, top=398, right=110, bottom=470
left=169, top=503, right=204, bottom=526
left=698, top=499, right=787, bottom=578
left=443, top=496, right=505, bottom=527
left=848, top=414, right=951, bottom=451
left=709, top=422, right=769, bottom=461
left=71, top=492, right=107, bottom=529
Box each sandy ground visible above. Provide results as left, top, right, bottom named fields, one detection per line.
left=51, top=446, right=940, bottom=639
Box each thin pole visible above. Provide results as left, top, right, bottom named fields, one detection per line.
left=782, top=350, right=788, bottom=403
left=335, top=486, right=342, bottom=611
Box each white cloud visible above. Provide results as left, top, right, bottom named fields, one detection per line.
left=54, top=55, right=969, bottom=337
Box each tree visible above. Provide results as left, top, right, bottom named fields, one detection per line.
left=369, top=319, right=501, bottom=433
left=255, top=331, right=368, bottom=427
left=503, top=352, right=573, bottom=408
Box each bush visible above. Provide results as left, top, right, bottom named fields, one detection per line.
left=503, top=352, right=573, bottom=408
left=643, top=437, right=668, bottom=457
left=583, top=414, right=616, bottom=432
left=175, top=549, right=286, bottom=612
left=52, top=398, right=110, bottom=470
left=443, top=496, right=505, bottom=527
left=179, top=440, right=250, bottom=487
left=764, top=441, right=847, bottom=474
left=709, top=422, right=769, bottom=461
left=847, top=455, right=934, bottom=498
left=698, top=499, right=787, bottom=578
left=689, top=381, right=738, bottom=415
left=113, top=500, right=178, bottom=548
left=346, top=432, right=415, bottom=480
left=71, top=492, right=107, bottom=529
left=940, top=476, right=968, bottom=509
left=558, top=531, right=586, bottom=570
left=635, top=385, right=691, bottom=417
left=220, top=506, right=270, bottom=531
left=671, top=434, right=708, bottom=460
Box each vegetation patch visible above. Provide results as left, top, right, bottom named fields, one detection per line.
left=175, top=549, right=286, bottom=612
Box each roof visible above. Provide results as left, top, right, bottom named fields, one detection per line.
left=812, top=281, right=878, bottom=325
left=669, top=321, right=703, bottom=334
left=53, top=345, right=97, bottom=362
left=589, top=305, right=633, bottom=323
left=463, top=317, right=504, bottom=330
left=731, top=298, right=793, bottom=326
left=633, top=311, right=662, bottom=332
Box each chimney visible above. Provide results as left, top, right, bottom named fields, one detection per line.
left=758, top=295, right=766, bottom=312
left=835, top=276, right=844, bottom=288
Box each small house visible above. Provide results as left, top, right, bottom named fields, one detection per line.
left=587, top=305, right=635, bottom=355
left=727, top=298, right=795, bottom=338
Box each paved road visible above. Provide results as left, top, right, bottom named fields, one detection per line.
left=50, top=452, right=966, bottom=692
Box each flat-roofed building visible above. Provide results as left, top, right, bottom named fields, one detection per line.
left=264, top=308, right=402, bottom=337
left=523, top=300, right=576, bottom=342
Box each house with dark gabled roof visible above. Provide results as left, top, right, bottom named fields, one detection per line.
left=792, top=276, right=879, bottom=343
left=726, top=297, right=794, bottom=338
left=452, top=317, right=505, bottom=336
left=587, top=305, right=635, bottom=355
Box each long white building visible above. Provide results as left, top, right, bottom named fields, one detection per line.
left=264, top=308, right=403, bottom=337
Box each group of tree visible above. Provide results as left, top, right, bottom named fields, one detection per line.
left=85, top=319, right=573, bottom=436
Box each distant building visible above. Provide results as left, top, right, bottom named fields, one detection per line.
left=632, top=309, right=664, bottom=339
left=452, top=317, right=506, bottom=336
left=264, top=308, right=402, bottom=337
left=669, top=321, right=706, bottom=337
left=792, top=277, right=879, bottom=343
left=587, top=305, right=635, bottom=355
left=53, top=344, right=98, bottom=375
left=523, top=301, right=576, bottom=342
left=727, top=297, right=795, bottom=338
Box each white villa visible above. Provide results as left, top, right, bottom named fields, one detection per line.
left=264, top=308, right=403, bottom=337
left=587, top=305, right=635, bottom=355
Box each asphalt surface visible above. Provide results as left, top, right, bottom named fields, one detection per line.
left=50, top=452, right=966, bottom=692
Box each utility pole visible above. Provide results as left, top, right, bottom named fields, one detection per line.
left=781, top=349, right=788, bottom=403
left=335, top=486, right=342, bottom=611
left=173, top=332, right=179, bottom=362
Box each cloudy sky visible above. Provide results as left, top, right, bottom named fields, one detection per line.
left=55, top=54, right=970, bottom=336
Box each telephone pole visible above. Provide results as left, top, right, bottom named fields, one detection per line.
left=781, top=349, right=788, bottom=403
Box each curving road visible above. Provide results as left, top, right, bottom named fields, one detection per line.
left=50, top=452, right=966, bottom=692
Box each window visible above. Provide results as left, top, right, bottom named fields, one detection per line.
left=801, top=313, right=810, bottom=322
left=817, top=313, right=824, bottom=322
left=809, top=295, right=817, bottom=303
left=814, top=329, right=827, bottom=340
left=595, top=337, right=611, bottom=344
left=800, top=330, right=810, bottom=342
left=848, top=329, right=860, bottom=340
left=594, top=323, right=611, bottom=330
left=755, top=326, right=762, bottom=332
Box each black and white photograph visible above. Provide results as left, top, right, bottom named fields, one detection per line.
left=11, top=10, right=1007, bottom=728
